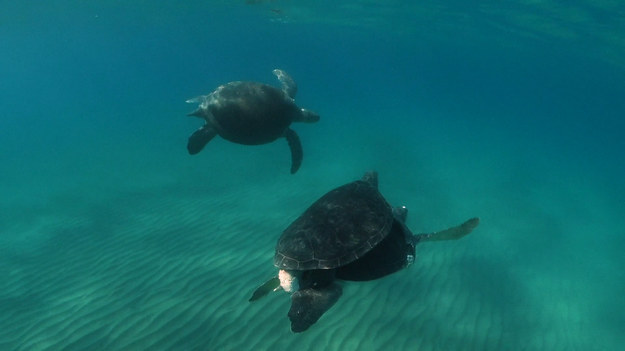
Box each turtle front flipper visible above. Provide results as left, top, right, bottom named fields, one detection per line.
left=415, top=217, right=480, bottom=242
left=284, top=128, right=303, bottom=174
left=187, top=125, right=217, bottom=155
left=249, top=276, right=281, bottom=302
left=288, top=284, right=342, bottom=333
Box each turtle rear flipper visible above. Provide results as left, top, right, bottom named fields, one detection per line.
left=284, top=128, right=303, bottom=174
left=249, top=276, right=281, bottom=302
left=415, top=217, right=480, bottom=243
left=288, top=284, right=342, bottom=333
left=295, top=108, right=320, bottom=123
left=187, top=125, right=217, bottom=154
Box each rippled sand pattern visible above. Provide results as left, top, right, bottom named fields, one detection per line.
left=0, top=164, right=617, bottom=350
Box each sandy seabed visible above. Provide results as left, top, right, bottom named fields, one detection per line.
left=0, top=135, right=622, bottom=351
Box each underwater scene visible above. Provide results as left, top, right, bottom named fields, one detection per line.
left=1, top=1, right=624, bottom=350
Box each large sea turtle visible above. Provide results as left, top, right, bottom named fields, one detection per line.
left=185, top=69, right=319, bottom=174
left=249, top=171, right=479, bottom=332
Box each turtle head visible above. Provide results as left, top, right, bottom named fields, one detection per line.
left=279, top=269, right=300, bottom=293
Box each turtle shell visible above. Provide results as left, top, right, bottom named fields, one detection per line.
left=274, top=175, right=394, bottom=271
left=208, top=82, right=299, bottom=145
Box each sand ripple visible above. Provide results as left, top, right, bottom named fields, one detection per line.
left=0, top=179, right=604, bottom=350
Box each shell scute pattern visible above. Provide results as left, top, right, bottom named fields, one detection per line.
left=274, top=179, right=393, bottom=271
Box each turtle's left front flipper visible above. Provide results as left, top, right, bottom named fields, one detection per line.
left=415, top=217, right=480, bottom=242
left=284, top=128, right=303, bottom=174
left=288, top=283, right=342, bottom=333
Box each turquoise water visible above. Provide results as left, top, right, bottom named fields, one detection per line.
left=1, top=1, right=624, bottom=350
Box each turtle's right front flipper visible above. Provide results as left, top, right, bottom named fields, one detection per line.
left=415, top=217, right=480, bottom=242
left=284, top=128, right=303, bottom=174
left=288, top=283, right=342, bottom=333
left=187, top=125, right=217, bottom=155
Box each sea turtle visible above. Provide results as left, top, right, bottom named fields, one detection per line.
left=185, top=69, right=319, bottom=174
left=249, top=171, right=479, bottom=332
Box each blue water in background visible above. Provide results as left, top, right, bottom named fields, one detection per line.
left=1, top=1, right=624, bottom=350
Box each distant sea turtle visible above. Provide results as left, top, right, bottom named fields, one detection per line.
left=250, top=171, right=479, bottom=332
left=186, top=69, right=319, bottom=174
